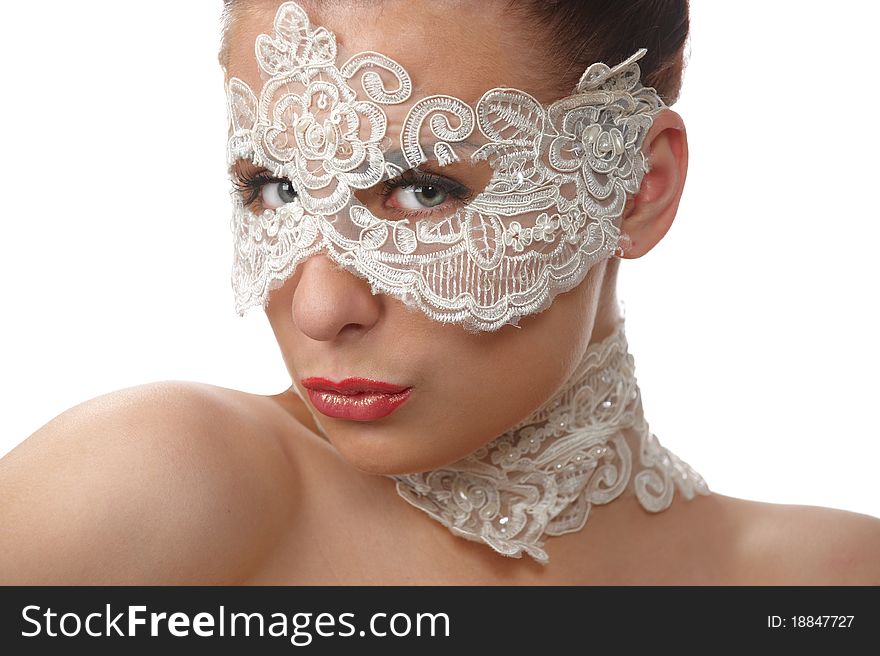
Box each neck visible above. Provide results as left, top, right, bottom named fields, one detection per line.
left=389, top=319, right=709, bottom=564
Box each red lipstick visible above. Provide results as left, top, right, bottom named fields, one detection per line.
left=300, top=377, right=412, bottom=421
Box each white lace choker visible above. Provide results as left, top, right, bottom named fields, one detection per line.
left=388, top=321, right=710, bottom=564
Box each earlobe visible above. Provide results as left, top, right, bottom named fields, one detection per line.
left=619, top=109, right=689, bottom=259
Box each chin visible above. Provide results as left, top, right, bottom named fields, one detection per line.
left=336, top=445, right=445, bottom=477
left=327, top=426, right=478, bottom=477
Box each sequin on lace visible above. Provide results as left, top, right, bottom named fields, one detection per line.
left=225, top=1, right=666, bottom=332
left=389, top=321, right=710, bottom=564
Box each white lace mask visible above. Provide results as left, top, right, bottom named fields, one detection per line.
left=226, top=1, right=666, bottom=331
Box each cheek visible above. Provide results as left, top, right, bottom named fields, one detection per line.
left=264, top=285, right=311, bottom=380
left=410, top=319, right=588, bottom=467
left=443, top=280, right=598, bottom=448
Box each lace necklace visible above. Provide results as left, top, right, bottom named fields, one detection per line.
left=389, top=321, right=710, bottom=564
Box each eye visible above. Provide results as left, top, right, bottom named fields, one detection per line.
left=388, top=184, right=448, bottom=210
left=231, top=163, right=298, bottom=211
left=261, top=179, right=298, bottom=210
left=380, top=169, right=472, bottom=216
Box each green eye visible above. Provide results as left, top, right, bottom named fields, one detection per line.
left=380, top=168, right=473, bottom=215
left=411, top=185, right=447, bottom=208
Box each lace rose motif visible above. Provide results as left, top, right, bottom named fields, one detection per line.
left=390, top=322, right=710, bottom=564
left=229, top=2, right=407, bottom=216
left=226, top=1, right=667, bottom=331
left=257, top=75, right=389, bottom=216
left=547, top=61, right=658, bottom=214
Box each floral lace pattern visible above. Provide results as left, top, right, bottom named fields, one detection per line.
left=390, top=321, right=710, bottom=564
left=226, top=1, right=666, bottom=331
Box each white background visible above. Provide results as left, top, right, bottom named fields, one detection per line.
left=1, top=1, right=878, bottom=518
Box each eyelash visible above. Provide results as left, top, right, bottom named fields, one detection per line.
left=232, top=167, right=473, bottom=215
left=232, top=170, right=283, bottom=206
left=379, top=169, right=474, bottom=216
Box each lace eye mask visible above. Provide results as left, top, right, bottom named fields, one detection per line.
left=226, top=1, right=666, bottom=332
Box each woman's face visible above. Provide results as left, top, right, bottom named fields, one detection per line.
left=226, top=0, right=616, bottom=475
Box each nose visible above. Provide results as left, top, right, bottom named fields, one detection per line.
left=291, top=253, right=382, bottom=341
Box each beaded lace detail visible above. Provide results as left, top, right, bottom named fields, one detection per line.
left=389, top=321, right=710, bottom=564
left=226, top=1, right=666, bottom=331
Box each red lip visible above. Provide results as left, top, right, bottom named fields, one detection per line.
left=301, top=377, right=409, bottom=394
left=301, top=377, right=412, bottom=421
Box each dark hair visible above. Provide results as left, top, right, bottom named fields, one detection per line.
left=221, top=1, right=689, bottom=104
left=507, top=0, right=690, bottom=105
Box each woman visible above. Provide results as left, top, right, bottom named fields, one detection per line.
left=1, top=0, right=878, bottom=584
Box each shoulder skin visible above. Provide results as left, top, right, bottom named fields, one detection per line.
left=0, top=381, right=298, bottom=584
left=725, top=495, right=880, bottom=585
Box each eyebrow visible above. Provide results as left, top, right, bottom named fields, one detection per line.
left=382, top=139, right=482, bottom=170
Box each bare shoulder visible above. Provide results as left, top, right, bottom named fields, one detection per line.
left=709, top=493, right=880, bottom=584
left=0, top=380, right=299, bottom=584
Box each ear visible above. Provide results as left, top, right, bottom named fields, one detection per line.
left=619, top=109, right=688, bottom=258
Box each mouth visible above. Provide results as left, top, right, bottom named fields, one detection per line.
left=300, top=377, right=413, bottom=421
